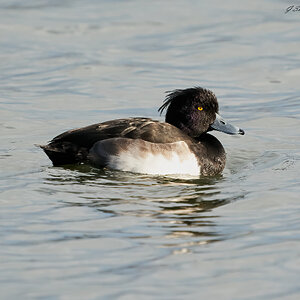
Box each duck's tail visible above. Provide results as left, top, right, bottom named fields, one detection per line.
left=39, top=143, right=88, bottom=166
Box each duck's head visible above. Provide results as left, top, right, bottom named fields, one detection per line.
left=158, top=87, right=245, bottom=137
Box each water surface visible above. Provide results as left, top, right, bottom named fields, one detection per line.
left=1, top=0, right=300, bottom=299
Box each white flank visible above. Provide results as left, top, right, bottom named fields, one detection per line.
left=107, top=141, right=200, bottom=176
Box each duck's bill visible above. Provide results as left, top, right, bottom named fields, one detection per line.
left=210, top=113, right=245, bottom=135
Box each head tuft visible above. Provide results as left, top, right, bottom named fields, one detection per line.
left=158, top=87, right=218, bottom=116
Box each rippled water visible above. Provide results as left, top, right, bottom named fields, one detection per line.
left=1, top=0, right=300, bottom=299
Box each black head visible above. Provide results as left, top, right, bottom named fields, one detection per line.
left=158, top=87, right=219, bottom=137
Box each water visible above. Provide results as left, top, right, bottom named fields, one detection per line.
left=1, top=0, right=300, bottom=299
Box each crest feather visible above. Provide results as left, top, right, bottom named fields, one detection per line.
left=158, top=87, right=218, bottom=115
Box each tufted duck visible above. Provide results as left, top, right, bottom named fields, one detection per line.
left=41, top=87, right=244, bottom=176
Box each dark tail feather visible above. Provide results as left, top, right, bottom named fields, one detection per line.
left=39, top=144, right=84, bottom=166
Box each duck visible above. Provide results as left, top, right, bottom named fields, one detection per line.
left=41, top=87, right=244, bottom=176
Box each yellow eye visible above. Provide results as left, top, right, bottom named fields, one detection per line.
left=197, top=106, right=203, bottom=111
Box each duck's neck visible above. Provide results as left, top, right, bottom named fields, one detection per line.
left=195, top=133, right=225, bottom=157
left=166, top=120, right=198, bottom=138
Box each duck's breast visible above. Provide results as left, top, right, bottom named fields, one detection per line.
left=88, top=137, right=200, bottom=176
